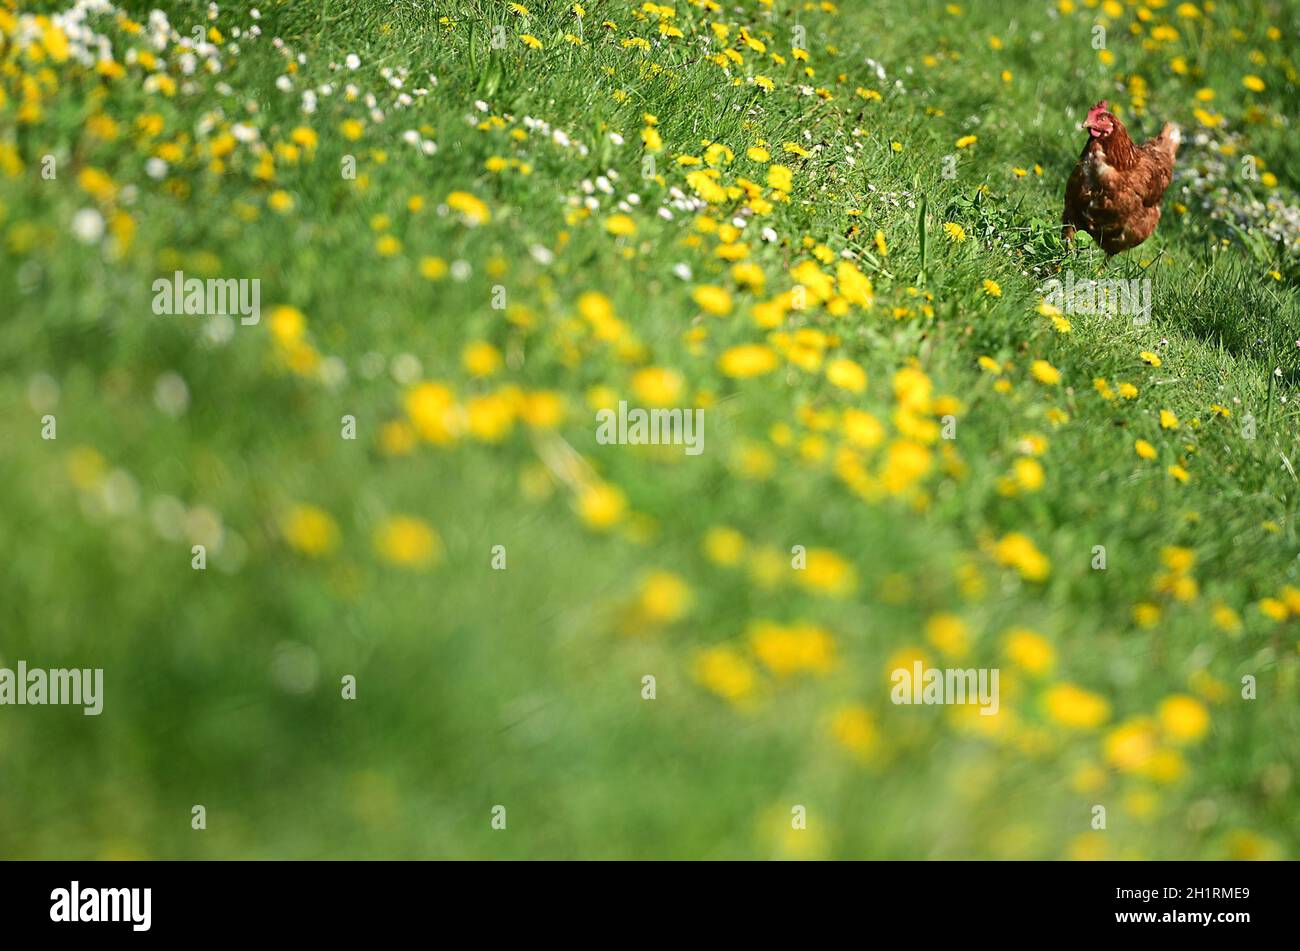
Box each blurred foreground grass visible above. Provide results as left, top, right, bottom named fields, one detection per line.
left=1, top=0, right=1298, bottom=858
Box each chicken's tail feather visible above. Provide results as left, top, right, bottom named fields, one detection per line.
left=1154, top=121, right=1181, bottom=158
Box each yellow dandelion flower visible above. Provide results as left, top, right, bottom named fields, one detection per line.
left=1211, top=602, right=1242, bottom=635
left=577, top=481, right=627, bottom=530
left=767, top=164, right=793, bottom=191
left=1133, top=602, right=1162, bottom=627
left=1013, top=457, right=1045, bottom=491
left=925, top=613, right=970, bottom=659
left=604, top=213, right=636, bottom=236
left=1157, top=694, right=1209, bottom=743
left=462, top=341, right=503, bottom=377
left=750, top=620, right=836, bottom=675
left=798, top=548, right=857, bottom=597
left=1030, top=359, right=1060, bottom=385
left=719, top=344, right=778, bottom=379
left=829, top=705, right=878, bottom=760
left=693, top=284, right=733, bottom=316
left=731, top=262, right=766, bottom=290
left=825, top=358, right=867, bottom=393
left=290, top=126, right=318, bottom=150
left=447, top=190, right=491, bottom=226
left=419, top=256, right=448, bottom=280
left=1003, top=628, right=1055, bottom=675
left=702, top=526, right=746, bottom=565
left=1044, top=683, right=1110, bottom=729
left=283, top=505, right=340, bottom=557
left=638, top=571, right=693, bottom=624
left=268, top=305, right=306, bottom=344
left=1105, top=717, right=1158, bottom=772
left=842, top=409, right=885, bottom=449
left=879, top=439, right=932, bottom=493
left=693, top=647, right=755, bottom=703
left=631, top=366, right=684, bottom=406
left=995, top=532, right=1051, bottom=581
left=704, top=143, right=735, bottom=167
left=374, top=515, right=442, bottom=568
left=404, top=382, right=462, bottom=444
left=1258, top=597, right=1288, bottom=622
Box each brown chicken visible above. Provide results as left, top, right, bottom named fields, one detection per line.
left=1061, top=101, right=1180, bottom=255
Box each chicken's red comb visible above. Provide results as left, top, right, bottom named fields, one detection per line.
left=1086, top=100, right=1110, bottom=122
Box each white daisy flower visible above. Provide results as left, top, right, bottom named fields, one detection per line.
left=71, top=208, right=105, bottom=243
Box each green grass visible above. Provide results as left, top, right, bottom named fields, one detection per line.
left=1, top=0, right=1298, bottom=859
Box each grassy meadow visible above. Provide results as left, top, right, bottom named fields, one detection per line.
left=1, top=0, right=1299, bottom=859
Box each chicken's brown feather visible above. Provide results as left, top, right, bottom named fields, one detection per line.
left=1061, top=109, right=1179, bottom=255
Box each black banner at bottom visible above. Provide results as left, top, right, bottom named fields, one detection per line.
left=1, top=860, right=1286, bottom=938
